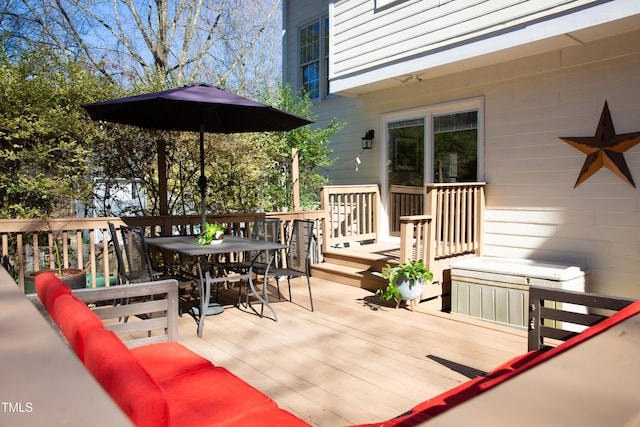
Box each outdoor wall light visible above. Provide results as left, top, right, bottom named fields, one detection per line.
left=361, top=130, right=374, bottom=149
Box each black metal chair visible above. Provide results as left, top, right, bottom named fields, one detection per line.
left=107, top=222, right=128, bottom=286
left=226, top=216, right=281, bottom=271
left=221, top=217, right=281, bottom=305
left=107, top=222, right=152, bottom=325
left=259, top=219, right=315, bottom=312
left=120, top=225, right=164, bottom=283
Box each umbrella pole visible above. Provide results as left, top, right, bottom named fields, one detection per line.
left=199, top=123, right=206, bottom=229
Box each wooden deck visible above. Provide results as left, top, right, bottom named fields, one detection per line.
left=177, top=276, right=527, bottom=426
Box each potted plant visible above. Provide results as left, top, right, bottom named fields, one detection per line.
left=377, top=259, right=433, bottom=310
left=24, top=230, right=86, bottom=293
left=197, top=222, right=226, bottom=245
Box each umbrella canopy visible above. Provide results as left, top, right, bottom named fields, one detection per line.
left=82, top=83, right=312, bottom=133
left=82, top=83, right=313, bottom=226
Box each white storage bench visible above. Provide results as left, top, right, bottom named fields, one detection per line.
left=450, top=257, right=589, bottom=329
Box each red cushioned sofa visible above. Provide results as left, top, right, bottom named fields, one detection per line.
left=35, top=272, right=310, bottom=427
left=35, top=272, right=638, bottom=427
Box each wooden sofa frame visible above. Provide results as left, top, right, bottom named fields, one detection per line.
left=31, top=279, right=180, bottom=348
left=72, top=279, right=179, bottom=347
left=528, top=285, right=636, bottom=351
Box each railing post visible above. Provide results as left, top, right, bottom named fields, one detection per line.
left=399, top=218, right=414, bottom=263
left=373, top=184, right=380, bottom=244
left=476, top=185, right=485, bottom=256
left=424, top=185, right=437, bottom=257
left=399, top=215, right=433, bottom=269
left=319, top=187, right=330, bottom=254
left=425, top=215, right=435, bottom=271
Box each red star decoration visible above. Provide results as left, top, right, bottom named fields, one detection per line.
left=560, top=101, right=640, bottom=188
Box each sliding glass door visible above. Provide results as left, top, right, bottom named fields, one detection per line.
left=382, top=98, right=483, bottom=237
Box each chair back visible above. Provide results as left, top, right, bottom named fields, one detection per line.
left=249, top=217, right=281, bottom=264
left=251, top=217, right=281, bottom=242
left=285, top=220, right=315, bottom=274
left=108, top=222, right=127, bottom=285
left=120, top=226, right=155, bottom=282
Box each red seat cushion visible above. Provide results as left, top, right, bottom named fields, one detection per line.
left=35, top=272, right=72, bottom=316
left=164, top=367, right=278, bottom=427
left=130, top=342, right=215, bottom=383
left=84, top=328, right=170, bottom=427
left=52, top=294, right=104, bottom=361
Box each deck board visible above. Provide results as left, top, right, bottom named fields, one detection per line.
left=177, top=277, right=526, bottom=426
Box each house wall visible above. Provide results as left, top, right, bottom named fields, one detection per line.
left=331, top=0, right=599, bottom=78
left=283, top=1, right=640, bottom=298
left=309, top=28, right=640, bottom=298
left=480, top=35, right=640, bottom=298
left=284, top=1, right=379, bottom=183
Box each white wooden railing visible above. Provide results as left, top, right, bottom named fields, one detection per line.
left=0, top=212, right=326, bottom=293
left=1, top=183, right=483, bottom=292
left=319, top=184, right=379, bottom=248
left=399, top=183, right=486, bottom=267
left=389, top=185, right=424, bottom=235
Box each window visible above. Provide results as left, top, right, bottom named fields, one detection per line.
left=383, top=97, right=483, bottom=187
left=388, top=119, right=425, bottom=187
left=433, top=111, right=478, bottom=183
left=299, top=17, right=329, bottom=100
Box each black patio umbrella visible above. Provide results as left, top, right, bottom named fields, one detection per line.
left=82, top=83, right=313, bottom=226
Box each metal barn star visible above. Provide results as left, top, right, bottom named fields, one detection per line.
left=559, top=101, right=640, bottom=188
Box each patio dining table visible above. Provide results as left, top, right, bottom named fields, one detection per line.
left=146, top=235, right=287, bottom=337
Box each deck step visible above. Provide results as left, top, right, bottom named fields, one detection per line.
left=322, top=246, right=398, bottom=272
left=313, top=244, right=477, bottom=293
left=311, top=245, right=399, bottom=290
left=311, top=262, right=385, bottom=292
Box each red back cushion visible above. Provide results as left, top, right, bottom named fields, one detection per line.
left=130, top=342, right=215, bottom=384
left=84, top=328, right=169, bottom=427
left=52, top=294, right=104, bottom=362
left=35, top=272, right=72, bottom=316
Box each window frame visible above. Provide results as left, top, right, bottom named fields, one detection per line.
left=298, top=16, right=330, bottom=101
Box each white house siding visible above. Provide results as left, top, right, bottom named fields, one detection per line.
left=313, top=96, right=383, bottom=185
left=283, top=0, right=381, bottom=184
left=331, top=0, right=600, bottom=79
left=480, top=37, right=640, bottom=298
left=304, top=26, right=640, bottom=298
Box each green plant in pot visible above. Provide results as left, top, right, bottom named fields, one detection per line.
left=197, top=222, right=226, bottom=245
left=24, top=231, right=86, bottom=293
left=377, top=259, right=433, bottom=310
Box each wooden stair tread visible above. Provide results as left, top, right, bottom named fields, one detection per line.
left=313, top=261, right=380, bottom=277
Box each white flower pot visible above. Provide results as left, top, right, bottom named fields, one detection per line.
left=395, top=278, right=425, bottom=301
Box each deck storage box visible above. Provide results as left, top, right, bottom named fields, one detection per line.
left=450, top=257, right=589, bottom=329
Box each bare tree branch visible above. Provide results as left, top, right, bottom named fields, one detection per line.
left=217, top=0, right=279, bottom=88
left=4, top=0, right=281, bottom=90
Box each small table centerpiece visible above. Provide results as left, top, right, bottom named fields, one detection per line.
left=197, top=222, right=226, bottom=245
